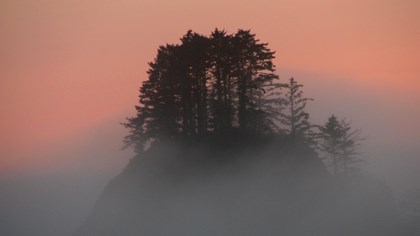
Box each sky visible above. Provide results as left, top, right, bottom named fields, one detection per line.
left=1, top=0, right=419, bottom=184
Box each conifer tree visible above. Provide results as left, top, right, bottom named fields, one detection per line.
left=318, top=115, right=363, bottom=175
left=279, top=77, right=313, bottom=139
left=232, top=29, right=278, bottom=132
left=123, top=29, right=279, bottom=152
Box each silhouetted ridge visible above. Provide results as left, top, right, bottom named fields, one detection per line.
left=75, top=138, right=407, bottom=236
left=76, top=139, right=324, bottom=235
left=75, top=29, right=410, bottom=236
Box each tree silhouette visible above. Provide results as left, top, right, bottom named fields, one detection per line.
left=232, top=29, right=278, bottom=132
left=279, top=77, right=313, bottom=140
left=318, top=115, right=363, bottom=175
left=123, top=29, right=279, bottom=152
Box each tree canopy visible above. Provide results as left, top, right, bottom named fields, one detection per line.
left=123, top=29, right=363, bottom=174
left=317, top=115, right=363, bottom=175
left=123, top=29, right=281, bottom=151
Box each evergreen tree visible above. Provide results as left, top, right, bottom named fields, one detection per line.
left=123, top=44, right=181, bottom=150
left=279, top=77, right=313, bottom=139
left=123, top=29, right=279, bottom=152
left=318, top=115, right=363, bottom=175
left=232, top=29, right=279, bottom=132
left=177, top=31, right=211, bottom=135
left=208, top=29, right=235, bottom=131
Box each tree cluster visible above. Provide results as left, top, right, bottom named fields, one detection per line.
left=124, top=29, right=283, bottom=150
left=123, top=29, right=363, bottom=175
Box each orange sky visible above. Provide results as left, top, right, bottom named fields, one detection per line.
left=1, top=0, right=419, bottom=173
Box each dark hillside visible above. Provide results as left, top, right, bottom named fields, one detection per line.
left=75, top=135, right=406, bottom=236
left=76, top=30, right=411, bottom=236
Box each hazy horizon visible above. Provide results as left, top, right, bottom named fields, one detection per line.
left=1, top=1, right=419, bottom=235
left=2, top=0, right=419, bottom=178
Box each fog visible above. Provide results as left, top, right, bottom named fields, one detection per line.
left=288, top=68, right=420, bottom=198
left=0, top=72, right=420, bottom=235
left=0, top=120, right=129, bottom=236
left=73, top=137, right=411, bottom=235
left=1, top=0, right=419, bottom=234
left=0, top=172, right=107, bottom=235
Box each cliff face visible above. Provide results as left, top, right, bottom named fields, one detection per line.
left=75, top=137, right=405, bottom=236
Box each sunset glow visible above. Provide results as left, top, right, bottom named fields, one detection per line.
left=1, top=0, right=419, bottom=173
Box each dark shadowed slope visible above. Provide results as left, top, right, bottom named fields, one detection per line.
left=75, top=134, right=408, bottom=236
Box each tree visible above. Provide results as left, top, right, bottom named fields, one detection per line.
left=123, top=29, right=279, bottom=152
left=177, top=31, right=211, bottom=135
left=318, top=115, right=363, bottom=175
left=279, top=77, right=313, bottom=140
left=231, top=29, right=279, bottom=132
left=123, top=44, right=181, bottom=151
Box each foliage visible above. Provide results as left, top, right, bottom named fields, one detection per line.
left=123, top=29, right=280, bottom=152
left=278, top=77, right=314, bottom=140
left=123, top=29, right=363, bottom=166
left=317, top=115, right=363, bottom=175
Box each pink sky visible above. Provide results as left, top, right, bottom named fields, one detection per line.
left=1, top=0, right=419, bottom=174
